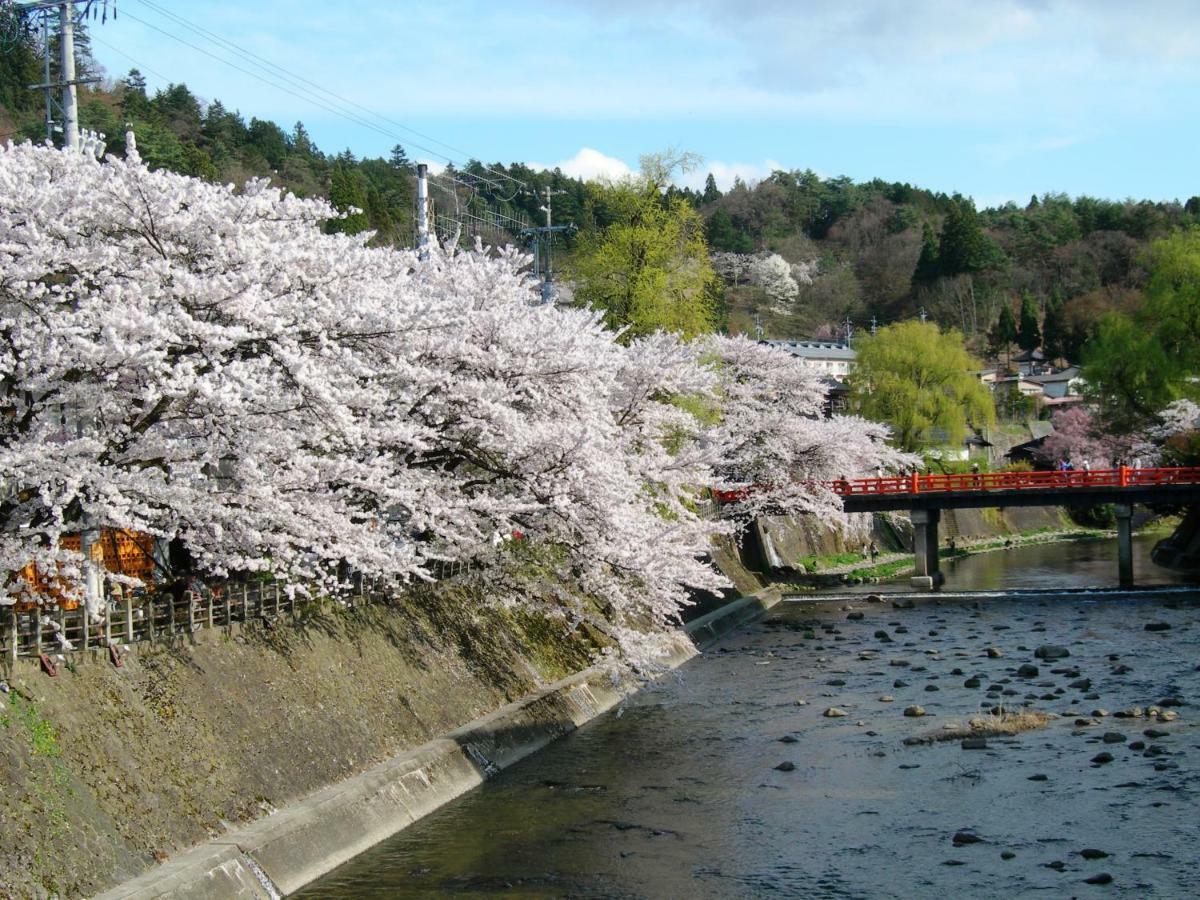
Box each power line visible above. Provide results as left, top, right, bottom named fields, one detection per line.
left=128, top=0, right=526, bottom=192
left=114, top=8, right=451, bottom=163
left=89, top=32, right=171, bottom=83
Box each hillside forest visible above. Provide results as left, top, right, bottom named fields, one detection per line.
left=3, top=11, right=1199, bottom=435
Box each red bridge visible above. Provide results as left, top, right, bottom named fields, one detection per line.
left=722, top=467, right=1200, bottom=591
left=833, top=466, right=1200, bottom=505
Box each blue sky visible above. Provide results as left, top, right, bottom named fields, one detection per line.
left=86, top=0, right=1200, bottom=207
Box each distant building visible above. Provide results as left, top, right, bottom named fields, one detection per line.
left=1025, top=366, right=1085, bottom=405
left=760, top=340, right=856, bottom=377
left=762, top=340, right=856, bottom=415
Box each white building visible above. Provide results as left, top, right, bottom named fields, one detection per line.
left=761, top=340, right=856, bottom=376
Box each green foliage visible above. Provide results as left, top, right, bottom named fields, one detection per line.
left=1041, top=290, right=1069, bottom=360
left=937, top=197, right=1000, bottom=276
left=990, top=301, right=1017, bottom=355
left=912, top=221, right=940, bottom=284
left=705, top=207, right=754, bottom=252
left=326, top=162, right=370, bottom=235
left=851, top=320, right=996, bottom=452
left=1084, top=228, right=1200, bottom=428
left=1016, top=292, right=1041, bottom=351
left=571, top=159, right=720, bottom=340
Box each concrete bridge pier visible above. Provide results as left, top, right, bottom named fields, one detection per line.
left=910, top=508, right=944, bottom=590
left=1116, top=503, right=1134, bottom=588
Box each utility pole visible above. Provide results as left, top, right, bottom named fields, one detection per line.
left=870, top=315, right=878, bottom=335
left=416, top=163, right=430, bottom=259
left=519, top=186, right=573, bottom=304
left=18, top=0, right=103, bottom=149
left=754, top=312, right=764, bottom=341
left=58, top=1, right=77, bottom=150
left=843, top=316, right=854, bottom=345
left=918, top=306, right=928, bottom=324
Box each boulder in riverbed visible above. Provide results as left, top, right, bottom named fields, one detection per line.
left=1035, top=645, right=1070, bottom=660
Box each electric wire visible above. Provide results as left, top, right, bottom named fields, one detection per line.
left=130, top=0, right=527, bottom=195
left=114, top=7, right=456, bottom=165
left=90, top=32, right=172, bottom=84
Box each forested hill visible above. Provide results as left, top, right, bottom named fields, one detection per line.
left=3, top=15, right=1198, bottom=356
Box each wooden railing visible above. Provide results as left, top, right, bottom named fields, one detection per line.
left=0, top=577, right=383, bottom=666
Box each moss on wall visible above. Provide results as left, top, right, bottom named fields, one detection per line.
left=0, top=586, right=601, bottom=898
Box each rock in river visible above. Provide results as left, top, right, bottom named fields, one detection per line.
left=903, top=705, right=926, bottom=717
left=1144, top=622, right=1171, bottom=632
left=952, top=830, right=983, bottom=845
left=1035, top=645, right=1071, bottom=660
left=1017, top=664, right=1040, bottom=677
left=824, top=707, right=848, bottom=718
left=774, top=761, right=796, bottom=772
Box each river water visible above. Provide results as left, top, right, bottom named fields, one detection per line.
left=299, top=535, right=1199, bottom=898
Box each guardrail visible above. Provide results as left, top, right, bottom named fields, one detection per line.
left=713, top=466, right=1200, bottom=506
left=833, top=466, right=1200, bottom=496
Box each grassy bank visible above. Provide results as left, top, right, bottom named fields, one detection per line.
left=782, top=526, right=1112, bottom=588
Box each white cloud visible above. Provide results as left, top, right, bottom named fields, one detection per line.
left=529, top=148, right=634, bottom=182
left=680, top=158, right=786, bottom=191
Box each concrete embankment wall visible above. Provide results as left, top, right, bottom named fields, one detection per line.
left=744, top=506, right=1073, bottom=574
left=0, top=581, right=781, bottom=899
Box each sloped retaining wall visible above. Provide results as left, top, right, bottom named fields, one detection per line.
left=93, top=588, right=781, bottom=900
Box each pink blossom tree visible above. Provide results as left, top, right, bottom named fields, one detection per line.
left=0, top=135, right=911, bottom=666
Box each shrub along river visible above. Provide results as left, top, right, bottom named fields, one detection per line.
left=299, top=534, right=1199, bottom=898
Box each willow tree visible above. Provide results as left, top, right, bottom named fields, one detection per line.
left=850, top=321, right=996, bottom=453
left=570, top=152, right=720, bottom=340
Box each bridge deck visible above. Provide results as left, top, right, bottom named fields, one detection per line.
left=833, top=466, right=1200, bottom=512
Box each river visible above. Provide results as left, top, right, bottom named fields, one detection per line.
left=298, top=535, right=1199, bottom=898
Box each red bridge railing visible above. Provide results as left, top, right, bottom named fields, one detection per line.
left=832, top=466, right=1200, bottom=496
left=713, top=467, right=1200, bottom=504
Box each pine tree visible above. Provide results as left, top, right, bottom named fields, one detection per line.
left=389, top=144, right=412, bottom=171
left=120, top=69, right=150, bottom=120
left=936, top=199, right=989, bottom=276
left=290, top=122, right=316, bottom=158
left=326, top=163, right=369, bottom=235
left=1017, top=292, right=1041, bottom=352
left=912, top=221, right=940, bottom=284
left=702, top=173, right=721, bottom=204
left=1041, top=289, right=1070, bottom=362
left=990, top=302, right=1017, bottom=368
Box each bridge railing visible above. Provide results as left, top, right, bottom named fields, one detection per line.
left=833, top=466, right=1200, bottom=496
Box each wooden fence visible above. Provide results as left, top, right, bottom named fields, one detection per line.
left=0, top=577, right=379, bottom=666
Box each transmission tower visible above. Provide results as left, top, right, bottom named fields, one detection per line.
left=519, top=187, right=574, bottom=303
left=16, top=1, right=111, bottom=149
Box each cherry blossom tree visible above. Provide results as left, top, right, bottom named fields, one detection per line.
left=0, top=136, right=913, bottom=668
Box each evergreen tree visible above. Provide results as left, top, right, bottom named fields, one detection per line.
left=990, top=302, right=1018, bottom=367
left=936, top=198, right=989, bottom=276
left=705, top=207, right=752, bottom=252
left=912, top=221, right=940, bottom=284
left=326, top=163, right=369, bottom=235
left=1041, top=289, right=1070, bottom=362
left=1017, top=292, right=1041, bottom=351
left=389, top=143, right=412, bottom=171
left=120, top=68, right=150, bottom=120
left=290, top=121, right=317, bottom=158
left=702, top=173, right=721, bottom=204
